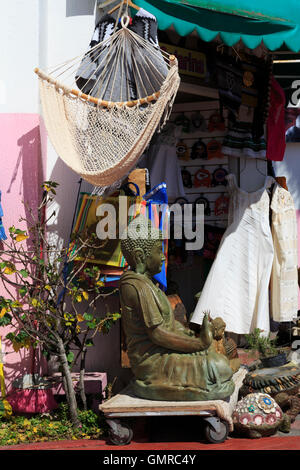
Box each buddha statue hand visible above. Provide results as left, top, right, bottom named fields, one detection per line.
left=198, top=312, right=213, bottom=350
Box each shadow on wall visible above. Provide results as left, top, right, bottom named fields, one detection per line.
left=1, top=123, right=46, bottom=390
left=7, top=126, right=43, bottom=213
left=66, top=0, right=96, bottom=17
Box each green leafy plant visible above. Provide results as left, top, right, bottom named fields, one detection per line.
left=0, top=181, right=121, bottom=427
left=245, top=328, right=279, bottom=358
left=0, top=404, right=105, bottom=446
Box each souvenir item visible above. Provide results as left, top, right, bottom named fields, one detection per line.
left=174, top=113, right=191, bottom=133
left=241, top=61, right=259, bottom=108
left=119, top=214, right=235, bottom=401
left=194, top=168, right=211, bottom=188
left=208, top=112, right=225, bottom=132
left=176, top=140, right=190, bottom=161
left=141, top=183, right=169, bottom=290
left=222, top=118, right=267, bottom=159
left=181, top=169, right=193, bottom=188
left=240, top=364, right=300, bottom=398
left=207, top=140, right=223, bottom=159
left=214, top=194, right=229, bottom=216
left=201, top=224, right=226, bottom=260
left=216, top=57, right=243, bottom=116
left=191, top=111, right=207, bottom=132
left=211, top=167, right=228, bottom=187
left=194, top=196, right=211, bottom=216
left=191, top=174, right=275, bottom=335
left=243, top=70, right=255, bottom=88
left=191, top=139, right=207, bottom=160
left=174, top=197, right=189, bottom=207
left=211, top=317, right=240, bottom=373
left=232, top=393, right=288, bottom=438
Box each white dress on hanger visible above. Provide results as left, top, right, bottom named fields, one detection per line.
left=190, top=173, right=275, bottom=336
left=270, top=183, right=299, bottom=322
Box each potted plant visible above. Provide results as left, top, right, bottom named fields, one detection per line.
left=245, top=328, right=287, bottom=368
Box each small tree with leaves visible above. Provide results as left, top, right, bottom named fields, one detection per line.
left=0, top=181, right=120, bottom=427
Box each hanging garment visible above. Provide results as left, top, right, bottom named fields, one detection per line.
left=143, top=129, right=186, bottom=199
left=270, top=183, right=299, bottom=322
left=216, top=57, right=243, bottom=117
left=222, top=106, right=266, bottom=159
left=190, top=173, right=275, bottom=336
left=266, top=76, right=286, bottom=162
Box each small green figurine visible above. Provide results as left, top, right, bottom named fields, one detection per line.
left=119, top=214, right=235, bottom=401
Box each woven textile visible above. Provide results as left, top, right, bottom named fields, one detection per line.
left=37, top=53, right=180, bottom=187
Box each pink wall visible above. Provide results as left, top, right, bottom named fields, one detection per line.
left=297, top=210, right=300, bottom=309
left=0, top=114, right=44, bottom=391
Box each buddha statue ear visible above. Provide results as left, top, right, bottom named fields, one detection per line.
left=132, top=247, right=146, bottom=273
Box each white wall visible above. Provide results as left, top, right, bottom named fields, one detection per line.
left=0, top=0, right=39, bottom=113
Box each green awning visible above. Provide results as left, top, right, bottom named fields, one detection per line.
left=135, top=0, right=300, bottom=51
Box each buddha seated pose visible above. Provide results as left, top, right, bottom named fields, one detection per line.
left=119, top=214, right=235, bottom=402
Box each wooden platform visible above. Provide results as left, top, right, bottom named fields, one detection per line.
left=100, top=368, right=247, bottom=432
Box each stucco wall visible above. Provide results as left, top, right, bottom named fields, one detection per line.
left=0, top=0, right=132, bottom=393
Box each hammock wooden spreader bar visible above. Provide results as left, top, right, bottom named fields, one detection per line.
left=34, top=10, right=181, bottom=188
left=34, top=65, right=175, bottom=108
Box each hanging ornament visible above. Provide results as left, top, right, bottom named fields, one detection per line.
left=176, top=140, right=190, bottom=161
left=181, top=169, right=193, bottom=188
left=174, top=113, right=191, bottom=133
left=194, top=196, right=211, bottom=216
left=214, top=194, right=229, bottom=216
left=194, top=168, right=211, bottom=188
left=207, top=140, right=224, bottom=159
left=208, top=112, right=225, bottom=132
left=211, top=167, right=228, bottom=187
left=191, top=111, right=207, bottom=132
left=191, top=139, right=207, bottom=160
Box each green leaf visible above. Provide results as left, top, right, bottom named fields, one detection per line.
left=85, top=339, right=94, bottom=347
left=67, top=352, right=74, bottom=364
left=19, top=286, right=28, bottom=297
left=83, top=313, right=93, bottom=322
left=6, top=332, right=16, bottom=342
left=0, top=313, right=12, bottom=326
left=19, top=269, right=29, bottom=278
left=0, top=262, right=7, bottom=269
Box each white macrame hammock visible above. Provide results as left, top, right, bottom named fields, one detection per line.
left=35, top=12, right=180, bottom=188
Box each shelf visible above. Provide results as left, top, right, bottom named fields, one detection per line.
left=179, top=158, right=228, bottom=166
left=184, top=186, right=228, bottom=194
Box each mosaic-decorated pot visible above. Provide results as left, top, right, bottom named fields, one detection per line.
left=232, top=393, right=289, bottom=438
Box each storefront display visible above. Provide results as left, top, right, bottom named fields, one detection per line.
left=190, top=174, right=275, bottom=335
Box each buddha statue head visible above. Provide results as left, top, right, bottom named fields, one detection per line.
left=121, top=214, right=165, bottom=277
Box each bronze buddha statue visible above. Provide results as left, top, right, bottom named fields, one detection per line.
left=119, top=214, right=235, bottom=401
